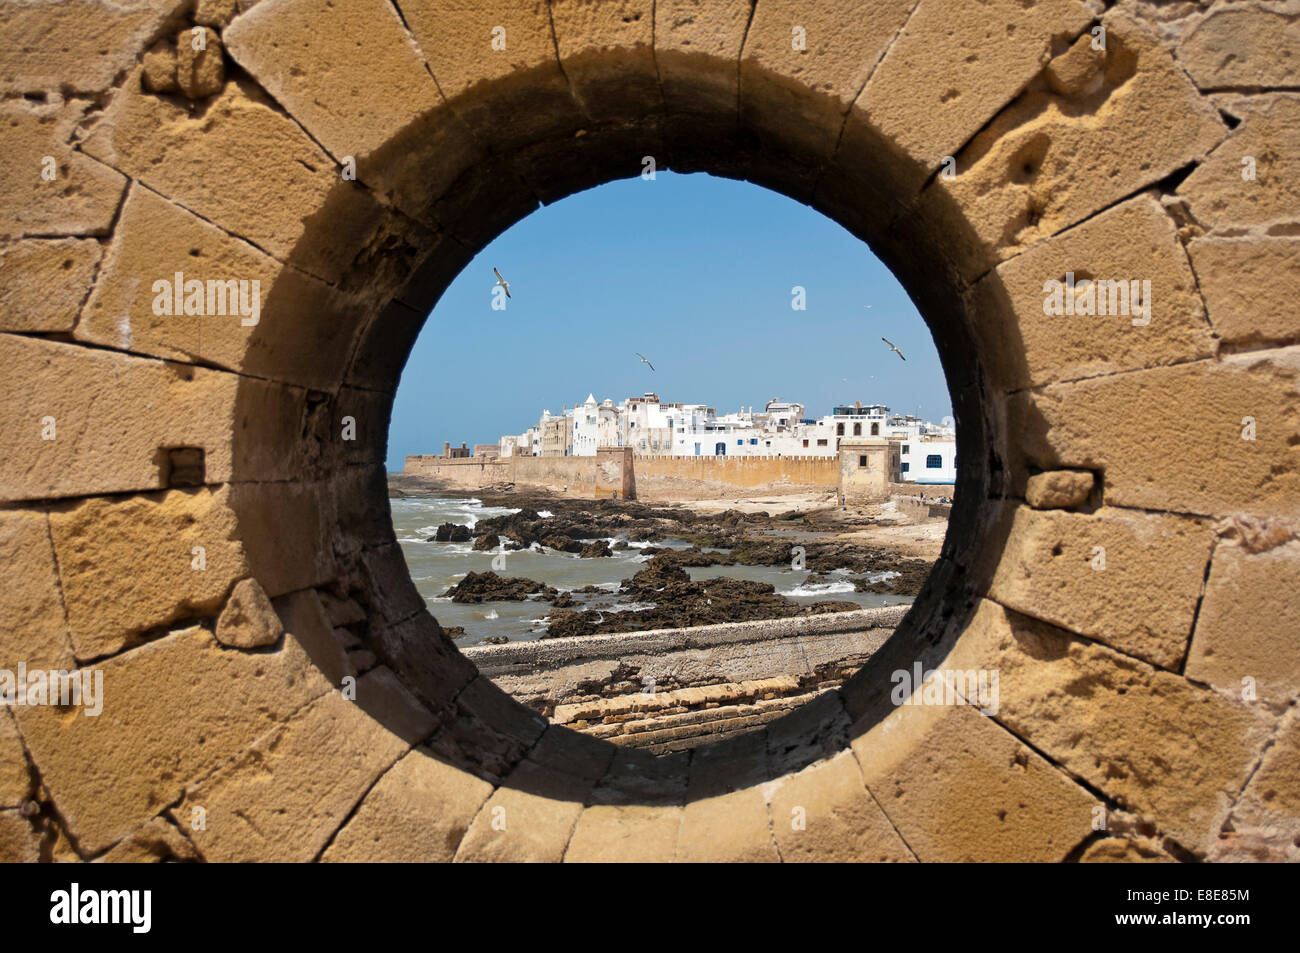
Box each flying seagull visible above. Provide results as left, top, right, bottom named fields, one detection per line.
left=864, top=305, right=873, bottom=309
left=636, top=352, right=656, bottom=371
left=493, top=267, right=510, bottom=299
left=882, top=337, right=906, bottom=361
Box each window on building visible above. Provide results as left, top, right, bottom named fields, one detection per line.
left=853, top=423, right=862, bottom=436
left=871, top=423, right=879, bottom=436
left=836, top=423, right=845, bottom=435
left=802, top=439, right=809, bottom=448
left=901, top=445, right=909, bottom=454
left=901, top=461, right=910, bottom=473
left=817, top=439, right=828, bottom=446
left=737, top=439, right=744, bottom=446
left=750, top=438, right=758, bottom=445
left=926, top=454, right=943, bottom=469
left=858, top=455, right=867, bottom=468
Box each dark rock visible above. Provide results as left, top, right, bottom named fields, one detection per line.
left=432, top=522, right=471, bottom=542
left=444, top=571, right=551, bottom=603
left=472, top=533, right=501, bottom=551
left=579, top=540, right=613, bottom=558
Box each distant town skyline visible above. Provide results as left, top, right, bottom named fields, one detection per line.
left=387, top=171, right=953, bottom=472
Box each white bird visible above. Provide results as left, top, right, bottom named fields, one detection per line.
left=882, top=337, right=906, bottom=361
left=493, top=267, right=510, bottom=299
left=864, top=305, right=873, bottom=309
left=636, top=352, right=656, bottom=371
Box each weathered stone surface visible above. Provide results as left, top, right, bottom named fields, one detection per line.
left=857, top=0, right=1092, bottom=188
left=1, top=100, right=127, bottom=239
left=399, top=0, right=581, bottom=154
left=656, top=0, right=751, bottom=125
left=741, top=0, right=914, bottom=164
left=176, top=26, right=224, bottom=99
left=1025, top=469, right=1094, bottom=509
left=853, top=699, right=1093, bottom=861
left=1178, top=5, right=1300, bottom=90
left=324, top=746, right=491, bottom=862
left=0, top=810, right=42, bottom=862
left=0, top=0, right=176, bottom=93
left=453, top=756, right=591, bottom=863
left=767, top=749, right=914, bottom=862
left=924, top=10, right=1225, bottom=277
left=973, top=195, right=1214, bottom=390
left=0, top=509, right=75, bottom=671
left=947, top=600, right=1274, bottom=853
left=0, top=335, right=305, bottom=501
left=565, top=803, right=684, bottom=863
left=229, top=481, right=338, bottom=597
left=1178, top=95, right=1300, bottom=232
left=15, top=624, right=333, bottom=855
left=549, top=0, right=660, bottom=124
left=676, top=786, right=778, bottom=862
left=273, top=589, right=355, bottom=689
left=49, top=487, right=247, bottom=661
left=0, top=238, right=101, bottom=332
left=1188, top=236, right=1300, bottom=348
left=77, top=185, right=365, bottom=389
left=989, top=506, right=1215, bottom=669
left=214, top=577, right=282, bottom=649
left=81, top=72, right=392, bottom=285
left=1186, top=539, right=1300, bottom=709
left=1079, top=836, right=1175, bottom=863
left=173, top=680, right=410, bottom=862
left=1209, top=707, right=1300, bottom=861
left=224, top=0, right=472, bottom=221
left=0, top=711, right=32, bottom=807
left=97, top=816, right=200, bottom=863
left=1010, top=347, right=1300, bottom=519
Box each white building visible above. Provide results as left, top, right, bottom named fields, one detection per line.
left=572, top=394, right=620, bottom=456
left=899, top=437, right=957, bottom=484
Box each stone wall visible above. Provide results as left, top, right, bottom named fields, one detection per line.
left=1, top=0, right=1297, bottom=863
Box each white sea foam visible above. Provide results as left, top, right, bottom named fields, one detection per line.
left=784, top=581, right=856, bottom=597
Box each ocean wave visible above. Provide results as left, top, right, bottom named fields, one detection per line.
left=784, top=581, right=857, bottom=597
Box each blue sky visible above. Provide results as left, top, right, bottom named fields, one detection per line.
left=387, top=171, right=951, bottom=472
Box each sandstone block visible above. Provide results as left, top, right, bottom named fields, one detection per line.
left=453, top=757, right=591, bottom=863
left=741, top=0, right=914, bottom=164
left=565, top=803, right=683, bottom=862
left=0, top=711, right=31, bottom=807
left=1188, top=236, right=1300, bottom=348
left=946, top=600, right=1274, bottom=854
left=1025, top=469, right=1094, bottom=509
left=922, top=10, right=1225, bottom=278
left=97, top=816, right=200, bottom=863
left=215, top=577, right=282, bottom=649
left=767, top=749, right=914, bottom=862
left=1, top=100, right=127, bottom=239
left=0, top=509, right=75, bottom=671
left=0, top=238, right=101, bottom=332
left=1185, top=539, right=1300, bottom=709
left=176, top=26, right=224, bottom=98
left=852, top=699, right=1094, bottom=861
left=989, top=506, right=1215, bottom=669
left=0, top=810, right=41, bottom=862
left=173, top=681, right=410, bottom=862
left=15, top=624, right=333, bottom=855
left=1178, top=95, right=1300, bottom=232
left=50, top=487, right=248, bottom=661
left=0, top=0, right=176, bottom=93
left=1078, top=836, right=1174, bottom=863
left=77, top=183, right=367, bottom=390
left=857, top=0, right=1093, bottom=190
left=81, top=73, right=393, bottom=285
left=324, top=745, right=491, bottom=862
left=972, top=195, right=1214, bottom=391
left=1209, top=707, right=1300, bottom=861
left=677, top=787, right=778, bottom=862
left=1178, top=5, right=1300, bottom=90
left=1009, top=346, right=1300, bottom=519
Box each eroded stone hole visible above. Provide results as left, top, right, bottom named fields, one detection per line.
left=384, top=173, right=959, bottom=756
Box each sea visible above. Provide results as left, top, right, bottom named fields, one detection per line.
left=391, top=496, right=913, bottom=645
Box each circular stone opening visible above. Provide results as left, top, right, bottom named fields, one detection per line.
left=385, top=171, right=958, bottom=755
